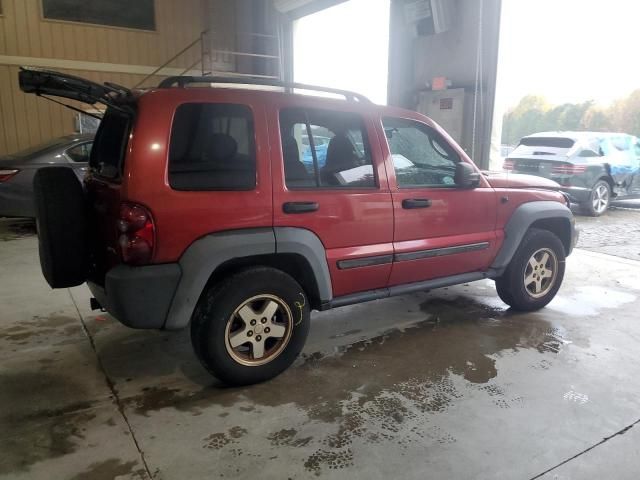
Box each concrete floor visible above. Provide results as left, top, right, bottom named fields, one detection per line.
left=2, top=213, right=640, bottom=479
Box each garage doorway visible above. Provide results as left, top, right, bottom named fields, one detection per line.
left=292, top=0, right=391, bottom=104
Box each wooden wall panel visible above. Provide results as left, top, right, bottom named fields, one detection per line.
left=0, top=0, right=241, bottom=155
left=0, top=0, right=207, bottom=67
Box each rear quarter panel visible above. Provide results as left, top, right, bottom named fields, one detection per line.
left=122, top=89, right=273, bottom=264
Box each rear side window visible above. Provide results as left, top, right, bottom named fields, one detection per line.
left=279, top=108, right=375, bottom=189
left=90, top=110, right=130, bottom=179
left=169, top=103, right=256, bottom=191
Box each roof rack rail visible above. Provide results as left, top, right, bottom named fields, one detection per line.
left=157, top=76, right=371, bottom=103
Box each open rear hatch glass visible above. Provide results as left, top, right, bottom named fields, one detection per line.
left=19, top=67, right=135, bottom=116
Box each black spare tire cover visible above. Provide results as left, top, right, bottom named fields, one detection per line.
left=33, top=167, right=88, bottom=288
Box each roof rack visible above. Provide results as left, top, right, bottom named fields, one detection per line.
left=157, top=76, right=371, bottom=103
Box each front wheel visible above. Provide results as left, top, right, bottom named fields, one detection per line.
left=495, top=228, right=566, bottom=311
left=582, top=179, right=611, bottom=216
left=190, top=267, right=310, bottom=386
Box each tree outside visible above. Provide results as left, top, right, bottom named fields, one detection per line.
left=502, top=90, right=640, bottom=146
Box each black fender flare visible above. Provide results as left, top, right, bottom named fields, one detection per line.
left=164, top=227, right=332, bottom=330
left=490, top=201, right=575, bottom=276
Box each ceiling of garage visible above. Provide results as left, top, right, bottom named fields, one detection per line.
left=273, top=0, right=348, bottom=18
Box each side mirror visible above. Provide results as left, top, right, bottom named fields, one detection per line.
left=454, top=162, right=480, bottom=188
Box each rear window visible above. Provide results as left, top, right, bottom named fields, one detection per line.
left=168, top=103, right=256, bottom=191
left=89, top=109, right=130, bottom=179
left=519, top=137, right=575, bottom=148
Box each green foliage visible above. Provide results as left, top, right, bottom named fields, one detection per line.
left=502, top=90, right=640, bottom=145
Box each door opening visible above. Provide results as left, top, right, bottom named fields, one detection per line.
left=293, top=0, right=390, bottom=105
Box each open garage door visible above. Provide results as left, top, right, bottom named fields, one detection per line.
left=292, top=0, right=390, bottom=105
left=274, top=0, right=348, bottom=17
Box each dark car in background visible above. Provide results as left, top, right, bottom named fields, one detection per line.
left=0, top=134, right=93, bottom=218
left=504, top=132, right=640, bottom=216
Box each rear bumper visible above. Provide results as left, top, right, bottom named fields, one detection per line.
left=88, top=263, right=182, bottom=329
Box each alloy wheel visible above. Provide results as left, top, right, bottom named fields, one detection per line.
left=523, top=248, right=558, bottom=298
left=224, top=294, right=293, bottom=366
left=592, top=183, right=610, bottom=214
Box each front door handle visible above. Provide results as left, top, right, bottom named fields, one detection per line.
left=402, top=198, right=432, bottom=209
left=283, top=201, right=319, bottom=214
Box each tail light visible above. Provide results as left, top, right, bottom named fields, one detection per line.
left=117, top=203, right=155, bottom=265
left=0, top=169, right=19, bottom=182
left=552, top=164, right=587, bottom=175
left=503, top=159, right=514, bottom=171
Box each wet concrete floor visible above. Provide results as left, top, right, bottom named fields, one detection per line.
left=2, top=217, right=640, bottom=479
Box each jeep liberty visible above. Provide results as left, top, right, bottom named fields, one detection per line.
left=20, top=68, right=578, bottom=385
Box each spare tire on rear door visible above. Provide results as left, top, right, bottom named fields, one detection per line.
left=33, top=167, right=88, bottom=288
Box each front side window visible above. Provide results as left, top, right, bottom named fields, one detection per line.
left=383, top=117, right=459, bottom=188
left=280, top=108, right=376, bottom=189
left=169, top=103, right=256, bottom=191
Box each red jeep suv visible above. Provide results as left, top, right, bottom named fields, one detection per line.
left=21, top=68, right=577, bottom=386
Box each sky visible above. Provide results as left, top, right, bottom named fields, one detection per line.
left=497, top=0, right=640, bottom=109
left=294, top=0, right=640, bottom=110
left=293, top=0, right=390, bottom=105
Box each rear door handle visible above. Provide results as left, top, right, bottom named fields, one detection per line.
left=402, top=198, right=432, bottom=209
left=283, top=201, right=319, bottom=214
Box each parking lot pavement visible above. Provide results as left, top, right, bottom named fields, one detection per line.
left=574, top=206, right=640, bottom=261
left=2, top=218, right=640, bottom=479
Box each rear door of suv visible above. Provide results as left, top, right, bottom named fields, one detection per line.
left=268, top=98, right=394, bottom=297
left=378, top=114, right=499, bottom=285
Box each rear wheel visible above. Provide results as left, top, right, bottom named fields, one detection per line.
left=190, top=267, right=310, bottom=386
left=495, top=228, right=565, bottom=311
left=582, top=179, right=610, bottom=216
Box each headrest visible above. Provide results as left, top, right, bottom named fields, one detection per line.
left=206, top=133, right=238, bottom=162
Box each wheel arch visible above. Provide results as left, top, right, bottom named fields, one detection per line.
left=597, top=164, right=615, bottom=190
left=202, top=253, right=324, bottom=311
left=163, top=227, right=332, bottom=330
left=491, top=201, right=575, bottom=275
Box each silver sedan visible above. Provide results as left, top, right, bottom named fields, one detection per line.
left=0, top=134, right=93, bottom=218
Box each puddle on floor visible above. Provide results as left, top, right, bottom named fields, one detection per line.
left=0, top=371, right=98, bottom=475
left=548, top=286, right=636, bottom=316
left=118, top=295, right=572, bottom=475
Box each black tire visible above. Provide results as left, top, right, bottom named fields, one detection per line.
left=581, top=179, right=611, bottom=217
left=495, top=228, right=566, bottom=311
left=191, top=267, right=311, bottom=386
left=33, top=167, right=88, bottom=288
